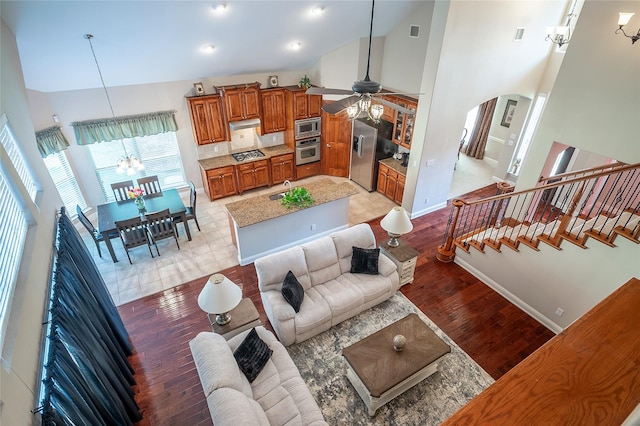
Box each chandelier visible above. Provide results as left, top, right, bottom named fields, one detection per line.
left=346, top=94, right=384, bottom=123
left=84, top=34, right=144, bottom=175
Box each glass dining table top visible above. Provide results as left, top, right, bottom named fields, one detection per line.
left=97, top=188, right=186, bottom=234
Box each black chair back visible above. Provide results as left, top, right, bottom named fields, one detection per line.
left=111, top=180, right=135, bottom=202
left=137, top=175, right=161, bottom=195
left=145, top=208, right=180, bottom=254
left=115, top=216, right=153, bottom=264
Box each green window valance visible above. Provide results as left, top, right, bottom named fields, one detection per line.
left=35, top=125, right=69, bottom=158
left=71, top=110, right=178, bottom=146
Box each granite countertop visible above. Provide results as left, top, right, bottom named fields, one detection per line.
left=226, top=178, right=358, bottom=228
left=380, top=157, right=408, bottom=176
left=198, top=145, right=295, bottom=171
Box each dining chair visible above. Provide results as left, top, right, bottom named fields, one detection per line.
left=76, top=205, right=119, bottom=258
left=174, top=182, right=201, bottom=237
left=137, top=175, right=162, bottom=195
left=111, top=180, right=135, bottom=202
left=115, top=216, right=154, bottom=264
left=145, top=208, right=180, bottom=256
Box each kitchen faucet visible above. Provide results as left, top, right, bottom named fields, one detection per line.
left=283, top=180, right=293, bottom=193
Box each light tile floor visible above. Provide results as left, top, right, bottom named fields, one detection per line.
left=76, top=175, right=398, bottom=306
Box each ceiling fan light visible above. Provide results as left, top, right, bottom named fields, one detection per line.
left=346, top=104, right=360, bottom=120
left=311, top=6, right=324, bottom=15
left=370, top=104, right=384, bottom=121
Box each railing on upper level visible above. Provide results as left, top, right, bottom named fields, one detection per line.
left=437, top=163, right=640, bottom=262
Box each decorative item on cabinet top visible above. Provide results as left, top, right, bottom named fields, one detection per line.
left=269, top=75, right=279, bottom=88
left=194, top=82, right=205, bottom=96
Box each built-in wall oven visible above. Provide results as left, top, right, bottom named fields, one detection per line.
left=294, top=117, right=321, bottom=140
left=295, top=137, right=321, bottom=165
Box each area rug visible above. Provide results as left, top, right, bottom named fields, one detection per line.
left=286, top=293, right=494, bottom=425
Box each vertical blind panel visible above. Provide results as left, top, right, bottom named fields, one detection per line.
left=0, top=172, right=28, bottom=339
left=0, top=117, right=38, bottom=201
left=43, top=152, right=87, bottom=213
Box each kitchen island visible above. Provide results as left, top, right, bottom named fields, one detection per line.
left=226, top=178, right=358, bottom=265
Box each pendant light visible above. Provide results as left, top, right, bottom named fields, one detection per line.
left=84, top=34, right=144, bottom=175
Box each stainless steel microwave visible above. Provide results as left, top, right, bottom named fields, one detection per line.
left=294, top=117, right=321, bottom=140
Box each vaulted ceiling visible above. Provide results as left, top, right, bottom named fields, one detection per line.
left=1, top=0, right=423, bottom=93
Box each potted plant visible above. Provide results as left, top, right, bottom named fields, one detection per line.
left=298, top=75, right=311, bottom=89
left=281, top=187, right=314, bottom=209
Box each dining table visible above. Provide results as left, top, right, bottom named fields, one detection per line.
left=97, top=188, right=192, bottom=262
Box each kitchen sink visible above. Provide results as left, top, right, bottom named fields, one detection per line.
left=269, top=193, right=286, bottom=201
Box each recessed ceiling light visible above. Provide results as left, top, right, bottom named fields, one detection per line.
left=202, top=44, right=216, bottom=53
left=311, top=6, right=325, bottom=15
left=289, top=42, right=302, bottom=50
left=212, top=3, right=227, bottom=13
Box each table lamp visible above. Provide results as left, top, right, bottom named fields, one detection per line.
left=380, top=206, right=413, bottom=247
left=197, top=274, right=242, bottom=325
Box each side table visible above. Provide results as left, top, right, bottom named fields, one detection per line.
left=208, top=298, right=261, bottom=340
left=379, top=240, right=419, bottom=286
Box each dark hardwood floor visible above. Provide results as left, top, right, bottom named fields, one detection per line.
left=118, top=184, right=555, bottom=425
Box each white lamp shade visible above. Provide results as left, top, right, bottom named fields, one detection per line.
left=197, top=274, right=242, bottom=314
left=618, top=12, right=635, bottom=26
left=380, top=206, right=413, bottom=235
left=555, top=25, right=569, bottom=37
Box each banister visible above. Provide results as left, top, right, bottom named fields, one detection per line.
left=538, top=161, right=626, bottom=184
left=437, top=162, right=640, bottom=262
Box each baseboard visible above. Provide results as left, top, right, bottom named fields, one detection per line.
left=454, top=256, right=563, bottom=334
left=483, top=157, right=498, bottom=168
left=410, top=201, right=447, bottom=220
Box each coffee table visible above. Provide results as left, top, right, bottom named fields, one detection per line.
left=342, top=313, right=451, bottom=416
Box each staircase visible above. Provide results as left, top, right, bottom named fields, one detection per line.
left=437, top=162, right=640, bottom=262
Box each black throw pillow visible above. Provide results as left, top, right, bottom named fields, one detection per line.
left=233, top=328, right=273, bottom=383
left=350, top=246, right=380, bottom=275
left=282, top=270, right=304, bottom=313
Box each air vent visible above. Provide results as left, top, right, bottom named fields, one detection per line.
left=409, top=25, right=420, bottom=38
left=514, top=27, right=526, bottom=41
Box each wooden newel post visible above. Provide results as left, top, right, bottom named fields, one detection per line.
left=437, top=199, right=465, bottom=263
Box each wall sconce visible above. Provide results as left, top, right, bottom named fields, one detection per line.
left=616, top=12, right=640, bottom=44
left=545, top=25, right=571, bottom=47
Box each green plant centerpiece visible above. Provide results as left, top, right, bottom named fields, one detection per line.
left=281, top=187, right=314, bottom=209
left=298, top=75, right=311, bottom=89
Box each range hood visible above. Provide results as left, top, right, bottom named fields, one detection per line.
left=229, top=118, right=261, bottom=131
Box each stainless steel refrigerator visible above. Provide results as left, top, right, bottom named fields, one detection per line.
left=350, top=119, right=395, bottom=191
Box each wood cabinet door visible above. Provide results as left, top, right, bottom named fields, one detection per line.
left=205, top=97, right=227, bottom=142
left=261, top=90, right=287, bottom=133
left=242, top=87, right=261, bottom=119
left=208, top=175, right=224, bottom=199
left=221, top=171, right=237, bottom=197
left=237, top=168, right=254, bottom=193
left=189, top=98, right=212, bottom=145
left=400, top=101, right=417, bottom=149
left=321, top=108, right=351, bottom=177
left=271, top=154, right=294, bottom=184
left=395, top=174, right=406, bottom=204
left=385, top=170, right=398, bottom=200
left=292, top=91, right=308, bottom=120
left=307, top=95, right=322, bottom=117
left=377, top=163, right=389, bottom=194
left=224, top=90, right=244, bottom=121
left=253, top=161, right=270, bottom=187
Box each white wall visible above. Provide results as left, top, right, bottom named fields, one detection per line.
left=457, top=0, right=640, bottom=332
left=1, top=20, right=64, bottom=425
left=405, top=0, right=568, bottom=218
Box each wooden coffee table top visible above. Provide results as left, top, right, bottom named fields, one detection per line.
left=343, top=313, right=451, bottom=397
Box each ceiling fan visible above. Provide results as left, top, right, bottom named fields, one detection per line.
left=306, top=0, right=420, bottom=121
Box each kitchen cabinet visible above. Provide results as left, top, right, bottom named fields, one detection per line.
left=296, top=161, right=321, bottom=180
left=270, top=153, right=294, bottom=184
left=261, top=89, right=287, bottom=134
left=202, top=165, right=237, bottom=201
left=391, top=97, right=417, bottom=149
left=221, top=84, right=261, bottom=122
left=187, top=95, right=228, bottom=145
left=377, top=162, right=405, bottom=204
left=237, top=159, right=269, bottom=193
left=290, top=89, right=322, bottom=120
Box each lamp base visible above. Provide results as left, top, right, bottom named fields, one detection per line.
left=215, top=312, right=232, bottom=325
left=387, top=232, right=401, bottom=248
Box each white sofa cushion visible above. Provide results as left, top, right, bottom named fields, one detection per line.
left=331, top=223, right=377, bottom=274
left=189, top=331, right=252, bottom=398
left=207, top=388, right=269, bottom=426
left=256, top=246, right=312, bottom=292
left=302, top=237, right=342, bottom=286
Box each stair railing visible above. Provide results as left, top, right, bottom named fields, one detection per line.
left=437, top=163, right=640, bottom=262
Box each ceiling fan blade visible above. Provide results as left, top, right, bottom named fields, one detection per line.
left=376, top=97, right=416, bottom=115
left=322, top=95, right=361, bottom=115
left=381, top=92, right=424, bottom=96
left=306, top=87, right=355, bottom=96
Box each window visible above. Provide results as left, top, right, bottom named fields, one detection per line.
left=43, top=151, right=87, bottom=213
left=86, top=132, right=186, bottom=201
left=0, top=116, right=31, bottom=347
left=0, top=114, right=39, bottom=201
left=510, top=93, right=547, bottom=175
